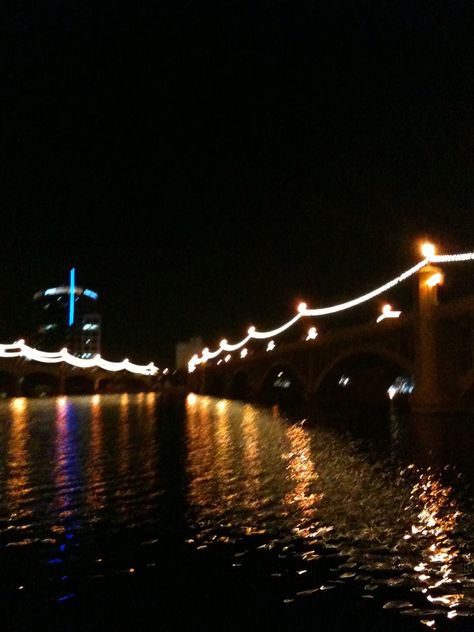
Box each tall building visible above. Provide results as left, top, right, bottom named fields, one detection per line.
left=176, top=337, right=203, bottom=370
left=33, top=269, right=101, bottom=357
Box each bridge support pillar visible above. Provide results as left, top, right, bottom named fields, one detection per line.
left=412, top=264, right=445, bottom=413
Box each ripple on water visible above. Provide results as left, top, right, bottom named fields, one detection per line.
left=0, top=394, right=471, bottom=630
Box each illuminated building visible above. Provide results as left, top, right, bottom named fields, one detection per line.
left=33, top=269, right=101, bottom=357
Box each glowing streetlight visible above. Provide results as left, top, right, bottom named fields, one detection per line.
left=421, top=242, right=436, bottom=259
left=426, top=272, right=443, bottom=287
left=376, top=303, right=401, bottom=323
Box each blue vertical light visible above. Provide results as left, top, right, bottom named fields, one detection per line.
left=69, top=268, right=75, bottom=326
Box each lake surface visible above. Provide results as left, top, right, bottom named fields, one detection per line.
left=0, top=392, right=472, bottom=631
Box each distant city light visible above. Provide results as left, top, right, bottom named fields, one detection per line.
left=82, top=323, right=99, bottom=331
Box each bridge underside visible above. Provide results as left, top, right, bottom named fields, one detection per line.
left=193, top=349, right=414, bottom=415
left=0, top=362, right=158, bottom=398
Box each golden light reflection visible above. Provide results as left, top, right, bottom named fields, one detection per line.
left=145, top=391, right=156, bottom=424
left=409, top=472, right=465, bottom=610
left=283, top=424, right=323, bottom=539
left=87, top=394, right=105, bottom=516
left=213, top=399, right=234, bottom=507
left=240, top=405, right=263, bottom=516
left=118, top=393, right=131, bottom=477
left=186, top=394, right=216, bottom=514
left=54, top=398, right=74, bottom=519
left=6, top=398, right=32, bottom=520
left=187, top=393, right=197, bottom=406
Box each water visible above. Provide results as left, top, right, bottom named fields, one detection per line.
left=0, top=392, right=472, bottom=631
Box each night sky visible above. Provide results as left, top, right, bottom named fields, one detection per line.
left=1, top=1, right=473, bottom=366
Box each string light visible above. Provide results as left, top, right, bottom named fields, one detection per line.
left=188, top=250, right=474, bottom=371
left=0, top=341, right=157, bottom=376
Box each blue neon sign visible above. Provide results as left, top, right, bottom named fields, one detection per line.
left=69, top=268, right=75, bottom=326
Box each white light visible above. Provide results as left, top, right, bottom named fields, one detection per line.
left=224, top=354, right=231, bottom=362
left=302, top=260, right=428, bottom=317
left=376, top=304, right=402, bottom=323
left=250, top=314, right=302, bottom=339
left=421, top=242, right=436, bottom=258
left=240, top=348, right=248, bottom=358
left=189, top=250, right=474, bottom=370
left=426, top=272, right=443, bottom=287
left=431, top=252, right=474, bottom=262
left=267, top=340, right=275, bottom=351
left=0, top=341, right=158, bottom=375
left=306, top=326, right=318, bottom=340
left=339, top=375, right=350, bottom=387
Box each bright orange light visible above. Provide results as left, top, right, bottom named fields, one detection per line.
left=426, top=272, right=443, bottom=287
left=421, top=242, right=436, bottom=258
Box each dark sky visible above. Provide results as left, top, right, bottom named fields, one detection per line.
left=1, top=1, right=473, bottom=366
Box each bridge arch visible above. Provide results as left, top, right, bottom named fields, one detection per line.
left=228, top=369, right=251, bottom=401
left=21, top=372, right=61, bottom=397
left=0, top=370, right=20, bottom=398
left=312, top=346, right=414, bottom=412
left=257, top=361, right=305, bottom=406
left=65, top=375, right=95, bottom=395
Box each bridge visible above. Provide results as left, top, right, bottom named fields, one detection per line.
left=0, top=343, right=159, bottom=397
left=188, top=246, right=474, bottom=414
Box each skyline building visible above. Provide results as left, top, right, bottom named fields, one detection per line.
left=32, top=269, right=101, bottom=357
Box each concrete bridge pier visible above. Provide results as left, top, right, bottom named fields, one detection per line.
left=412, top=263, right=445, bottom=413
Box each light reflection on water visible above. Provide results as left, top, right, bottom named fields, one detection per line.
left=185, top=395, right=474, bottom=627
left=0, top=393, right=471, bottom=629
